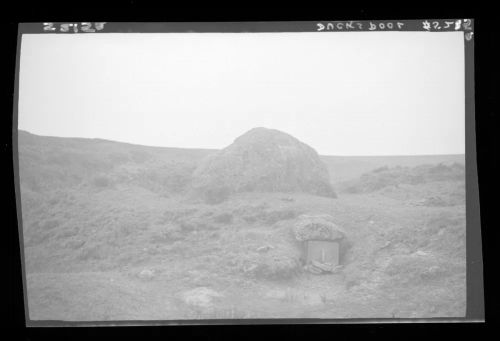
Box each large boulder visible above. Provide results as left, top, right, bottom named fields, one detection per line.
left=191, top=127, right=336, bottom=200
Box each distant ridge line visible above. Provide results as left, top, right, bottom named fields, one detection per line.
left=17, top=130, right=465, bottom=158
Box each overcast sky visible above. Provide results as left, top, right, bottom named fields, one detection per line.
left=18, top=31, right=465, bottom=156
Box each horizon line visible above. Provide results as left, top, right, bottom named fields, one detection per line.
left=16, top=129, right=466, bottom=158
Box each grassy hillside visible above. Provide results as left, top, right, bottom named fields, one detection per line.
left=16, top=130, right=466, bottom=320
left=321, top=154, right=465, bottom=183
left=17, top=130, right=214, bottom=196
left=17, top=130, right=465, bottom=191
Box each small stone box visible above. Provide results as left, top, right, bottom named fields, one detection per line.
left=305, top=240, right=340, bottom=266
left=294, top=214, right=346, bottom=270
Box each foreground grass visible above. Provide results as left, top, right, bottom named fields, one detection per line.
left=22, top=185, right=466, bottom=320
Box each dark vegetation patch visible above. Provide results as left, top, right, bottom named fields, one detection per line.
left=128, top=163, right=196, bottom=195
left=243, top=255, right=301, bottom=280
left=339, top=163, right=465, bottom=194
left=382, top=213, right=465, bottom=258
left=231, top=203, right=302, bottom=226
left=213, top=213, right=233, bottom=224
left=92, top=175, right=113, bottom=188
left=381, top=253, right=459, bottom=286
left=129, top=150, right=152, bottom=164
left=202, top=186, right=231, bottom=205
left=257, top=209, right=301, bottom=225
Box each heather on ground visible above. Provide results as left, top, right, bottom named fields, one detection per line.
left=18, top=130, right=466, bottom=320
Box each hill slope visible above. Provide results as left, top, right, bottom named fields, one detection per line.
left=17, top=130, right=465, bottom=191
left=16, top=130, right=466, bottom=320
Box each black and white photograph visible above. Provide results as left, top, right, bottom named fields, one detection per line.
left=14, top=21, right=478, bottom=323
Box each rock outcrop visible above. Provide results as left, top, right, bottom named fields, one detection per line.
left=191, top=127, right=336, bottom=201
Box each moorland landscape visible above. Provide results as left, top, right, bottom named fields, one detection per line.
left=18, top=128, right=466, bottom=320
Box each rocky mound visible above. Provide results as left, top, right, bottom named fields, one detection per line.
left=191, top=127, right=336, bottom=201
left=294, top=214, right=345, bottom=241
